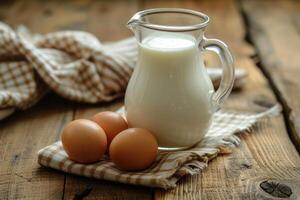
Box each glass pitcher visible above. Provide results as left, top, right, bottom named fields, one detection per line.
left=125, top=8, right=234, bottom=150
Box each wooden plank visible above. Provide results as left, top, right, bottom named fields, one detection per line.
left=241, top=0, right=300, bottom=152
left=0, top=95, right=74, bottom=199
left=0, top=0, right=84, bottom=33
left=0, top=1, right=79, bottom=199
left=0, top=0, right=133, bottom=41
left=141, top=0, right=300, bottom=199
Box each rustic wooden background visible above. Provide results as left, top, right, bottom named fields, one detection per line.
left=0, top=0, right=300, bottom=199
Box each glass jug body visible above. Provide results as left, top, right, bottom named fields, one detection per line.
left=125, top=9, right=234, bottom=150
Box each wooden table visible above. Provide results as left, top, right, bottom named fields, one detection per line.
left=1, top=0, right=300, bottom=199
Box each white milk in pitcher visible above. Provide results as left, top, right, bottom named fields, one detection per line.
left=125, top=33, right=215, bottom=148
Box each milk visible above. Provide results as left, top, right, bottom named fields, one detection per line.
left=125, top=34, right=214, bottom=148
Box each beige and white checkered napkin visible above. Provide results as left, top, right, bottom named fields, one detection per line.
left=38, top=105, right=280, bottom=189
left=0, top=22, right=247, bottom=120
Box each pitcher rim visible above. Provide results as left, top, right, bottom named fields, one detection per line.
left=127, top=8, right=210, bottom=32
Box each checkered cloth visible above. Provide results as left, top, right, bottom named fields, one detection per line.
left=0, top=22, right=247, bottom=120
left=38, top=105, right=281, bottom=189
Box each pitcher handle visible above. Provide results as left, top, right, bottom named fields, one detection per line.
left=201, top=37, right=235, bottom=110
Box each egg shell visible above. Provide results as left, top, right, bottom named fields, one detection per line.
left=61, top=119, right=107, bottom=164
left=91, top=111, right=128, bottom=148
left=109, top=128, right=158, bottom=171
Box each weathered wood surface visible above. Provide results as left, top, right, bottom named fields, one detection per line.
left=0, top=96, right=74, bottom=199
left=241, top=0, right=300, bottom=152
left=0, top=0, right=300, bottom=199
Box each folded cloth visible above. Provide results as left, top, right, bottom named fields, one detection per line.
left=38, top=105, right=281, bottom=189
left=0, top=22, right=247, bottom=119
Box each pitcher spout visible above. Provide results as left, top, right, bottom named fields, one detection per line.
left=127, top=14, right=140, bottom=32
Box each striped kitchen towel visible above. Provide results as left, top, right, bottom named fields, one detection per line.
left=0, top=22, right=247, bottom=120
left=38, top=105, right=281, bottom=189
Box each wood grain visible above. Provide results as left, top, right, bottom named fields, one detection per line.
left=141, top=0, right=300, bottom=199
left=241, top=0, right=300, bottom=152
left=0, top=0, right=135, bottom=41
left=0, top=1, right=80, bottom=199
left=0, top=95, right=74, bottom=199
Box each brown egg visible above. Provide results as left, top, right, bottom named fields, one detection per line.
left=109, top=128, right=158, bottom=171
left=61, top=119, right=107, bottom=164
left=91, top=111, right=128, bottom=148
